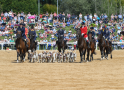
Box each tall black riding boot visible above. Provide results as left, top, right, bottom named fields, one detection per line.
left=25, top=40, right=28, bottom=48
left=87, top=41, right=90, bottom=48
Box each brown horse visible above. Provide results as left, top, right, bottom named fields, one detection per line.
left=56, top=35, right=67, bottom=53
left=28, top=31, right=37, bottom=52
left=76, top=28, right=87, bottom=63
left=97, top=33, right=107, bottom=60
left=16, top=30, right=30, bottom=62
left=120, top=31, right=124, bottom=35
left=105, top=40, right=113, bottom=59
left=87, top=32, right=96, bottom=61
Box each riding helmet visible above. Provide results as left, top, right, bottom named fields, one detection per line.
left=82, top=22, right=85, bottom=25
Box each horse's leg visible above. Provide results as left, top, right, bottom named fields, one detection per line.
left=80, top=50, right=82, bottom=63
left=82, top=49, right=85, bottom=62
left=87, top=49, right=89, bottom=62
left=23, top=53, right=26, bottom=62
left=17, top=52, right=19, bottom=63
left=92, top=53, right=93, bottom=61
left=84, top=49, right=86, bottom=62
left=20, top=54, right=23, bottom=62
left=101, top=49, right=103, bottom=60
left=106, top=47, right=108, bottom=60
left=91, top=50, right=94, bottom=61
left=111, top=52, right=112, bottom=59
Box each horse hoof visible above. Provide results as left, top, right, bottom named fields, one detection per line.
left=17, top=60, right=19, bottom=63
left=80, top=61, right=83, bottom=63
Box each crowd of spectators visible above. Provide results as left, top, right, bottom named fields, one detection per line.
left=0, top=10, right=124, bottom=50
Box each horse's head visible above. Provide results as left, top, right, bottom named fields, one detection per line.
left=97, top=33, right=103, bottom=41
left=16, top=29, right=22, bottom=38
left=29, top=32, right=35, bottom=39
left=88, top=32, right=92, bottom=40
left=76, top=28, right=81, bottom=39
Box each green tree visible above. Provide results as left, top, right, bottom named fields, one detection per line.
left=59, top=0, right=90, bottom=15
left=42, top=4, right=57, bottom=13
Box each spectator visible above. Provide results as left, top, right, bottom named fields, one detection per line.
left=73, top=33, right=76, bottom=39
left=3, top=37, right=8, bottom=50
left=47, top=40, right=51, bottom=50
left=73, top=39, right=77, bottom=50
left=43, top=38, right=48, bottom=50
left=51, top=34, right=55, bottom=41
left=66, top=20, right=70, bottom=26
left=79, top=13, right=82, bottom=21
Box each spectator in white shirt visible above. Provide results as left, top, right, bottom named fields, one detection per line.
left=4, top=37, right=8, bottom=50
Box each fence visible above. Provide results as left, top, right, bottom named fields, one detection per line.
left=0, top=42, right=124, bottom=50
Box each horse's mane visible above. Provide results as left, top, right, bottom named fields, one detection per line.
left=76, top=28, right=81, bottom=37
left=120, top=31, right=124, bottom=35
left=58, top=36, right=63, bottom=43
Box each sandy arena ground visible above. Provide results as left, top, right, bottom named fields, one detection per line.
left=0, top=50, right=124, bottom=90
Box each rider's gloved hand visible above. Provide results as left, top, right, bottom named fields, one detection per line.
left=81, top=33, right=84, bottom=36
left=24, top=39, right=26, bottom=41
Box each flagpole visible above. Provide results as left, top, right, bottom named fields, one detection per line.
left=57, top=0, right=58, bottom=22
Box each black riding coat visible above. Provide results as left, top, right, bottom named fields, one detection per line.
left=57, top=29, right=64, bottom=38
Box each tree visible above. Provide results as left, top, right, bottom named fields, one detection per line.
left=42, top=4, right=57, bottom=13
left=59, top=0, right=90, bottom=15
left=0, top=0, right=38, bottom=14
left=0, top=4, right=2, bottom=14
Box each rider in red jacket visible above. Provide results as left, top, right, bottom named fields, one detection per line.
left=80, top=22, right=90, bottom=48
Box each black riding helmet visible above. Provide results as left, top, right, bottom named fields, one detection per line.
left=90, top=27, right=94, bottom=30
left=81, top=22, right=85, bottom=25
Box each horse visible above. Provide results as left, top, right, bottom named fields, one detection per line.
left=16, top=30, right=30, bottom=62
left=87, top=32, right=96, bottom=61
left=76, top=28, right=87, bottom=63
left=56, top=35, right=67, bottom=53
left=97, top=33, right=107, bottom=60
left=120, top=31, right=124, bottom=35
left=105, top=39, right=113, bottom=59
left=28, top=32, right=37, bottom=52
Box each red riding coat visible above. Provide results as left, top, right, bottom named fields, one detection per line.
left=80, top=26, right=88, bottom=38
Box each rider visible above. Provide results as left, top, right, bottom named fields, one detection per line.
left=28, top=25, right=37, bottom=45
left=88, top=27, right=96, bottom=48
left=80, top=22, right=90, bottom=48
left=57, top=26, right=67, bottom=49
left=105, top=27, right=110, bottom=46
left=88, top=27, right=96, bottom=39
left=15, top=23, right=28, bottom=48
left=102, top=26, right=106, bottom=39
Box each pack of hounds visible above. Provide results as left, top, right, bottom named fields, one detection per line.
left=28, top=50, right=77, bottom=63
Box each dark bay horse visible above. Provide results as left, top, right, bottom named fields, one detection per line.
left=16, top=30, right=30, bottom=62
left=29, top=32, right=37, bottom=52
left=105, top=40, right=113, bottom=59
left=120, top=31, right=124, bottom=35
left=56, top=35, right=67, bottom=53
left=87, top=32, right=96, bottom=61
left=97, top=33, right=107, bottom=60
left=76, top=28, right=87, bottom=63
